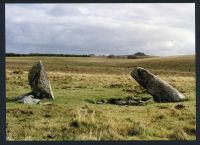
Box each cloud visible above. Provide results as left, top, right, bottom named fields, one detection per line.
left=6, top=3, right=195, bottom=56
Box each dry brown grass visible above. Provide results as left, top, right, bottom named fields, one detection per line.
left=6, top=56, right=196, bottom=140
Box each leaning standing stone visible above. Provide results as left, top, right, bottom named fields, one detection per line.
left=131, top=67, right=185, bottom=102
left=28, top=61, right=54, bottom=99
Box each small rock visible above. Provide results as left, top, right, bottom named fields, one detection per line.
left=113, top=100, right=127, bottom=105
left=96, top=99, right=107, bottom=104
left=127, top=100, right=138, bottom=105
left=97, top=96, right=153, bottom=106
left=16, top=92, right=33, bottom=100
left=96, top=101, right=104, bottom=104
left=16, top=95, right=40, bottom=104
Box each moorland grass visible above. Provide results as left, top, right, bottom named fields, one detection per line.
left=6, top=56, right=196, bottom=140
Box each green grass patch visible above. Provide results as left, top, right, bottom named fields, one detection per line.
left=6, top=56, right=196, bottom=140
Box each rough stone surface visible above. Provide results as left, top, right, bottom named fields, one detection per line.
left=131, top=67, right=185, bottom=102
left=16, top=92, right=33, bottom=100
left=16, top=94, right=40, bottom=104
left=28, top=61, right=54, bottom=99
left=96, top=96, right=153, bottom=106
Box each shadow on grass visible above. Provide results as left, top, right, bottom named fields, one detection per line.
left=153, top=97, right=190, bottom=104
left=6, top=92, right=33, bottom=103
left=84, top=99, right=96, bottom=104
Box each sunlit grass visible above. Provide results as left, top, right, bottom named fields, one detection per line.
left=6, top=56, right=196, bottom=140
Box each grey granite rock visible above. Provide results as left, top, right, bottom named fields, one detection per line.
left=131, top=67, right=185, bottom=102
left=16, top=94, right=40, bottom=104
left=28, top=61, right=54, bottom=99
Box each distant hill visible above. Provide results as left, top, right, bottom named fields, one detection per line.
left=127, top=52, right=147, bottom=59
left=126, top=52, right=155, bottom=59
left=106, top=52, right=156, bottom=59
left=134, top=52, right=147, bottom=56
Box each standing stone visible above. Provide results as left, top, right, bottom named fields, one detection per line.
left=131, top=67, right=185, bottom=102
left=28, top=61, right=54, bottom=99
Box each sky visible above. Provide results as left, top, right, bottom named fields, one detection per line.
left=6, top=4, right=195, bottom=56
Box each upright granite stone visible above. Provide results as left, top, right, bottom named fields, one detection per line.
left=131, top=67, right=185, bottom=102
left=28, top=61, right=54, bottom=99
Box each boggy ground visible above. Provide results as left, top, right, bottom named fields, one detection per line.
left=6, top=55, right=196, bottom=140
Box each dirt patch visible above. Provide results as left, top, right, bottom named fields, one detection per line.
left=109, top=83, right=124, bottom=88
left=122, top=88, right=135, bottom=93
left=12, top=70, right=23, bottom=74
left=175, top=104, right=185, bottom=110
left=157, top=106, right=169, bottom=109
left=183, top=127, right=196, bottom=135
left=70, top=121, right=80, bottom=128
left=7, top=108, right=33, bottom=116
left=168, top=129, right=188, bottom=140
left=47, top=134, right=57, bottom=139
left=44, top=114, right=52, bottom=118
left=155, top=114, right=165, bottom=120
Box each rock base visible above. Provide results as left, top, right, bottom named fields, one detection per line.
left=16, top=92, right=41, bottom=104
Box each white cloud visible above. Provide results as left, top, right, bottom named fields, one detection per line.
left=6, top=3, right=195, bottom=56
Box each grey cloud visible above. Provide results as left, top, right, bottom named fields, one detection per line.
left=6, top=4, right=195, bottom=56
left=46, top=4, right=82, bottom=16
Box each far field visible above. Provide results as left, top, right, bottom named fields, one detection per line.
left=6, top=55, right=196, bottom=140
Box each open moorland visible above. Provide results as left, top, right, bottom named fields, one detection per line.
left=6, top=55, right=196, bottom=140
